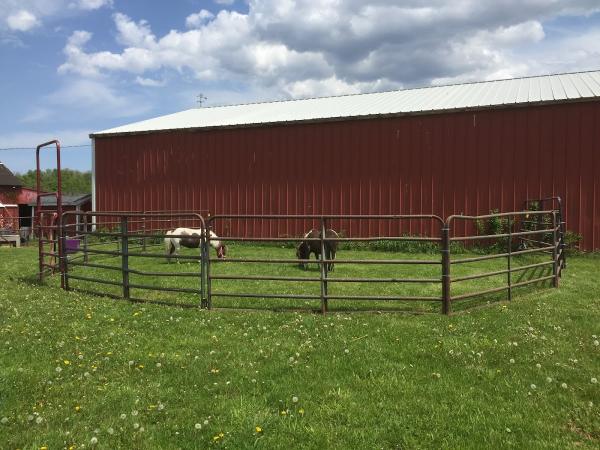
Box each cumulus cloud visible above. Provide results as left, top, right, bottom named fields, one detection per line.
left=57, top=1, right=600, bottom=99
left=1, top=0, right=112, bottom=33
left=186, top=10, right=215, bottom=28
left=6, top=10, right=40, bottom=31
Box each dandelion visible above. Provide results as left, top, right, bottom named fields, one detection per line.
left=535, top=363, right=541, bottom=369
left=27, top=415, right=34, bottom=421
left=84, top=372, right=90, bottom=377
left=298, top=408, right=305, bottom=416
left=280, top=410, right=287, bottom=416
left=64, top=360, right=70, bottom=365
left=292, top=396, right=299, bottom=403
left=561, top=382, right=568, bottom=389
left=139, top=427, right=145, bottom=432
left=120, top=413, right=127, bottom=420
left=128, top=361, right=134, bottom=367
left=203, top=419, right=209, bottom=425
left=75, top=406, right=81, bottom=412
left=36, top=416, right=43, bottom=424
left=546, top=377, right=553, bottom=383
left=591, top=378, right=598, bottom=384
left=594, top=340, right=599, bottom=346
left=90, top=436, right=98, bottom=445
left=157, top=403, right=165, bottom=411
left=55, top=366, right=62, bottom=373
left=288, top=356, right=294, bottom=363
left=133, top=423, right=139, bottom=429
left=195, top=423, right=202, bottom=430
left=131, top=410, right=138, bottom=416
left=107, top=427, right=114, bottom=435
left=255, top=426, right=262, bottom=433
left=505, top=428, right=511, bottom=433
left=156, top=363, right=162, bottom=368
left=509, top=359, right=515, bottom=364
left=530, top=384, right=537, bottom=390
left=0, top=417, right=7, bottom=424
left=40, top=447, right=48, bottom=450
left=344, top=349, right=350, bottom=354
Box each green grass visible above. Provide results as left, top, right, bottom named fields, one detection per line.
left=1, top=244, right=599, bottom=449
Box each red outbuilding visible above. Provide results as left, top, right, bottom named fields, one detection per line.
left=90, top=71, right=600, bottom=250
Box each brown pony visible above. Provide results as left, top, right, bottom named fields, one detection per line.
left=296, top=228, right=339, bottom=271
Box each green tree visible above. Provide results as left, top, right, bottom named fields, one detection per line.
left=16, top=169, right=91, bottom=194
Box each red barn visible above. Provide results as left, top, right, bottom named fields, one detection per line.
left=90, top=71, right=600, bottom=250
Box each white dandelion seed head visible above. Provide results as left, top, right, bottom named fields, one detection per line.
left=120, top=413, right=127, bottom=420
left=561, top=382, right=568, bottom=389
left=156, top=362, right=161, bottom=368
left=509, top=359, right=515, bottom=364
left=535, top=363, right=541, bottom=369
left=107, top=427, right=114, bottom=435
left=133, top=422, right=139, bottom=429
left=35, top=416, right=43, bottom=424
left=0, top=417, right=8, bottom=424
left=530, top=384, right=537, bottom=390
left=84, top=372, right=90, bottom=377
left=546, top=377, right=553, bottom=383
left=90, top=436, right=98, bottom=445
left=344, top=349, right=350, bottom=354
left=128, top=361, right=134, bottom=366
left=292, top=396, right=299, bottom=403
left=505, top=427, right=511, bottom=433
left=131, top=410, right=138, bottom=416
left=139, top=427, right=144, bottom=432
left=195, top=423, right=202, bottom=429
left=55, top=366, right=62, bottom=373
left=157, top=403, right=165, bottom=411
left=594, top=340, right=599, bottom=346
left=27, top=415, right=34, bottom=421
left=204, top=419, right=209, bottom=425
left=591, top=378, right=598, bottom=384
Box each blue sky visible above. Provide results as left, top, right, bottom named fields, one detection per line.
left=1, top=0, right=599, bottom=173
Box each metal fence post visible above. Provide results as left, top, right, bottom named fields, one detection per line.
left=121, top=216, right=130, bottom=299
left=61, top=215, right=69, bottom=291
left=142, top=215, right=147, bottom=252
left=507, top=215, right=512, bottom=301
left=206, top=224, right=212, bottom=310
left=200, top=227, right=208, bottom=309
left=320, top=217, right=328, bottom=314
left=552, top=212, right=559, bottom=288
left=441, top=224, right=451, bottom=315
left=83, top=214, right=89, bottom=264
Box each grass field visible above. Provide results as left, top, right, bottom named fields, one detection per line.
left=1, top=244, right=599, bottom=448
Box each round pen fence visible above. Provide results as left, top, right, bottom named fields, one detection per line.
left=56, top=208, right=566, bottom=314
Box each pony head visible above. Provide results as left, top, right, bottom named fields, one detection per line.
left=216, top=244, right=227, bottom=259
left=296, top=241, right=310, bottom=268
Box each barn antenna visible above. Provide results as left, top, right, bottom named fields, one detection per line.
left=196, top=93, right=207, bottom=107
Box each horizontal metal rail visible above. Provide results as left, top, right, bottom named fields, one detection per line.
left=450, top=227, right=557, bottom=242
left=452, top=275, right=555, bottom=301
left=211, top=292, right=321, bottom=300
left=67, top=274, right=124, bottom=287
left=452, top=261, right=554, bottom=282
left=324, top=294, right=440, bottom=302
left=450, top=245, right=555, bottom=264
left=209, top=257, right=441, bottom=265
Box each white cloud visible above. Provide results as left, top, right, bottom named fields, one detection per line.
left=214, top=0, right=235, bottom=5
left=1, top=0, right=112, bottom=34
left=186, top=10, right=215, bottom=28
left=6, top=10, right=40, bottom=31
left=56, top=1, right=600, bottom=100
left=135, top=76, right=166, bottom=87
left=73, top=0, right=113, bottom=10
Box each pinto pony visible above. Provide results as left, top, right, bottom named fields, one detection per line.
left=164, top=228, right=227, bottom=262
left=296, top=228, right=339, bottom=272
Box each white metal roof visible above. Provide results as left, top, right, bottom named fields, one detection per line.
left=92, top=70, right=600, bottom=137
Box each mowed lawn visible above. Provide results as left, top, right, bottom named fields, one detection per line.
left=0, top=245, right=599, bottom=449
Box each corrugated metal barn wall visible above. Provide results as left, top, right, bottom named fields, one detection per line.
left=94, top=101, right=600, bottom=250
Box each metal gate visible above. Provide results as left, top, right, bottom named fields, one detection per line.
left=55, top=208, right=565, bottom=314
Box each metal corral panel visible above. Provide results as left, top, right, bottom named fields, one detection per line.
left=92, top=71, right=600, bottom=137
left=94, top=101, right=600, bottom=250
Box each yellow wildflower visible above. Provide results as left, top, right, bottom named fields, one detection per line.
left=64, top=360, right=70, bottom=365
left=255, top=426, right=262, bottom=433
left=75, top=405, right=81, bottom=412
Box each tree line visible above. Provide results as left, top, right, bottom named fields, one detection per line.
left=16, top=169, right=91, bottom=194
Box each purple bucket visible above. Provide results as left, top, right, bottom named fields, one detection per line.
left=65, top=239, right=80, bottom=254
